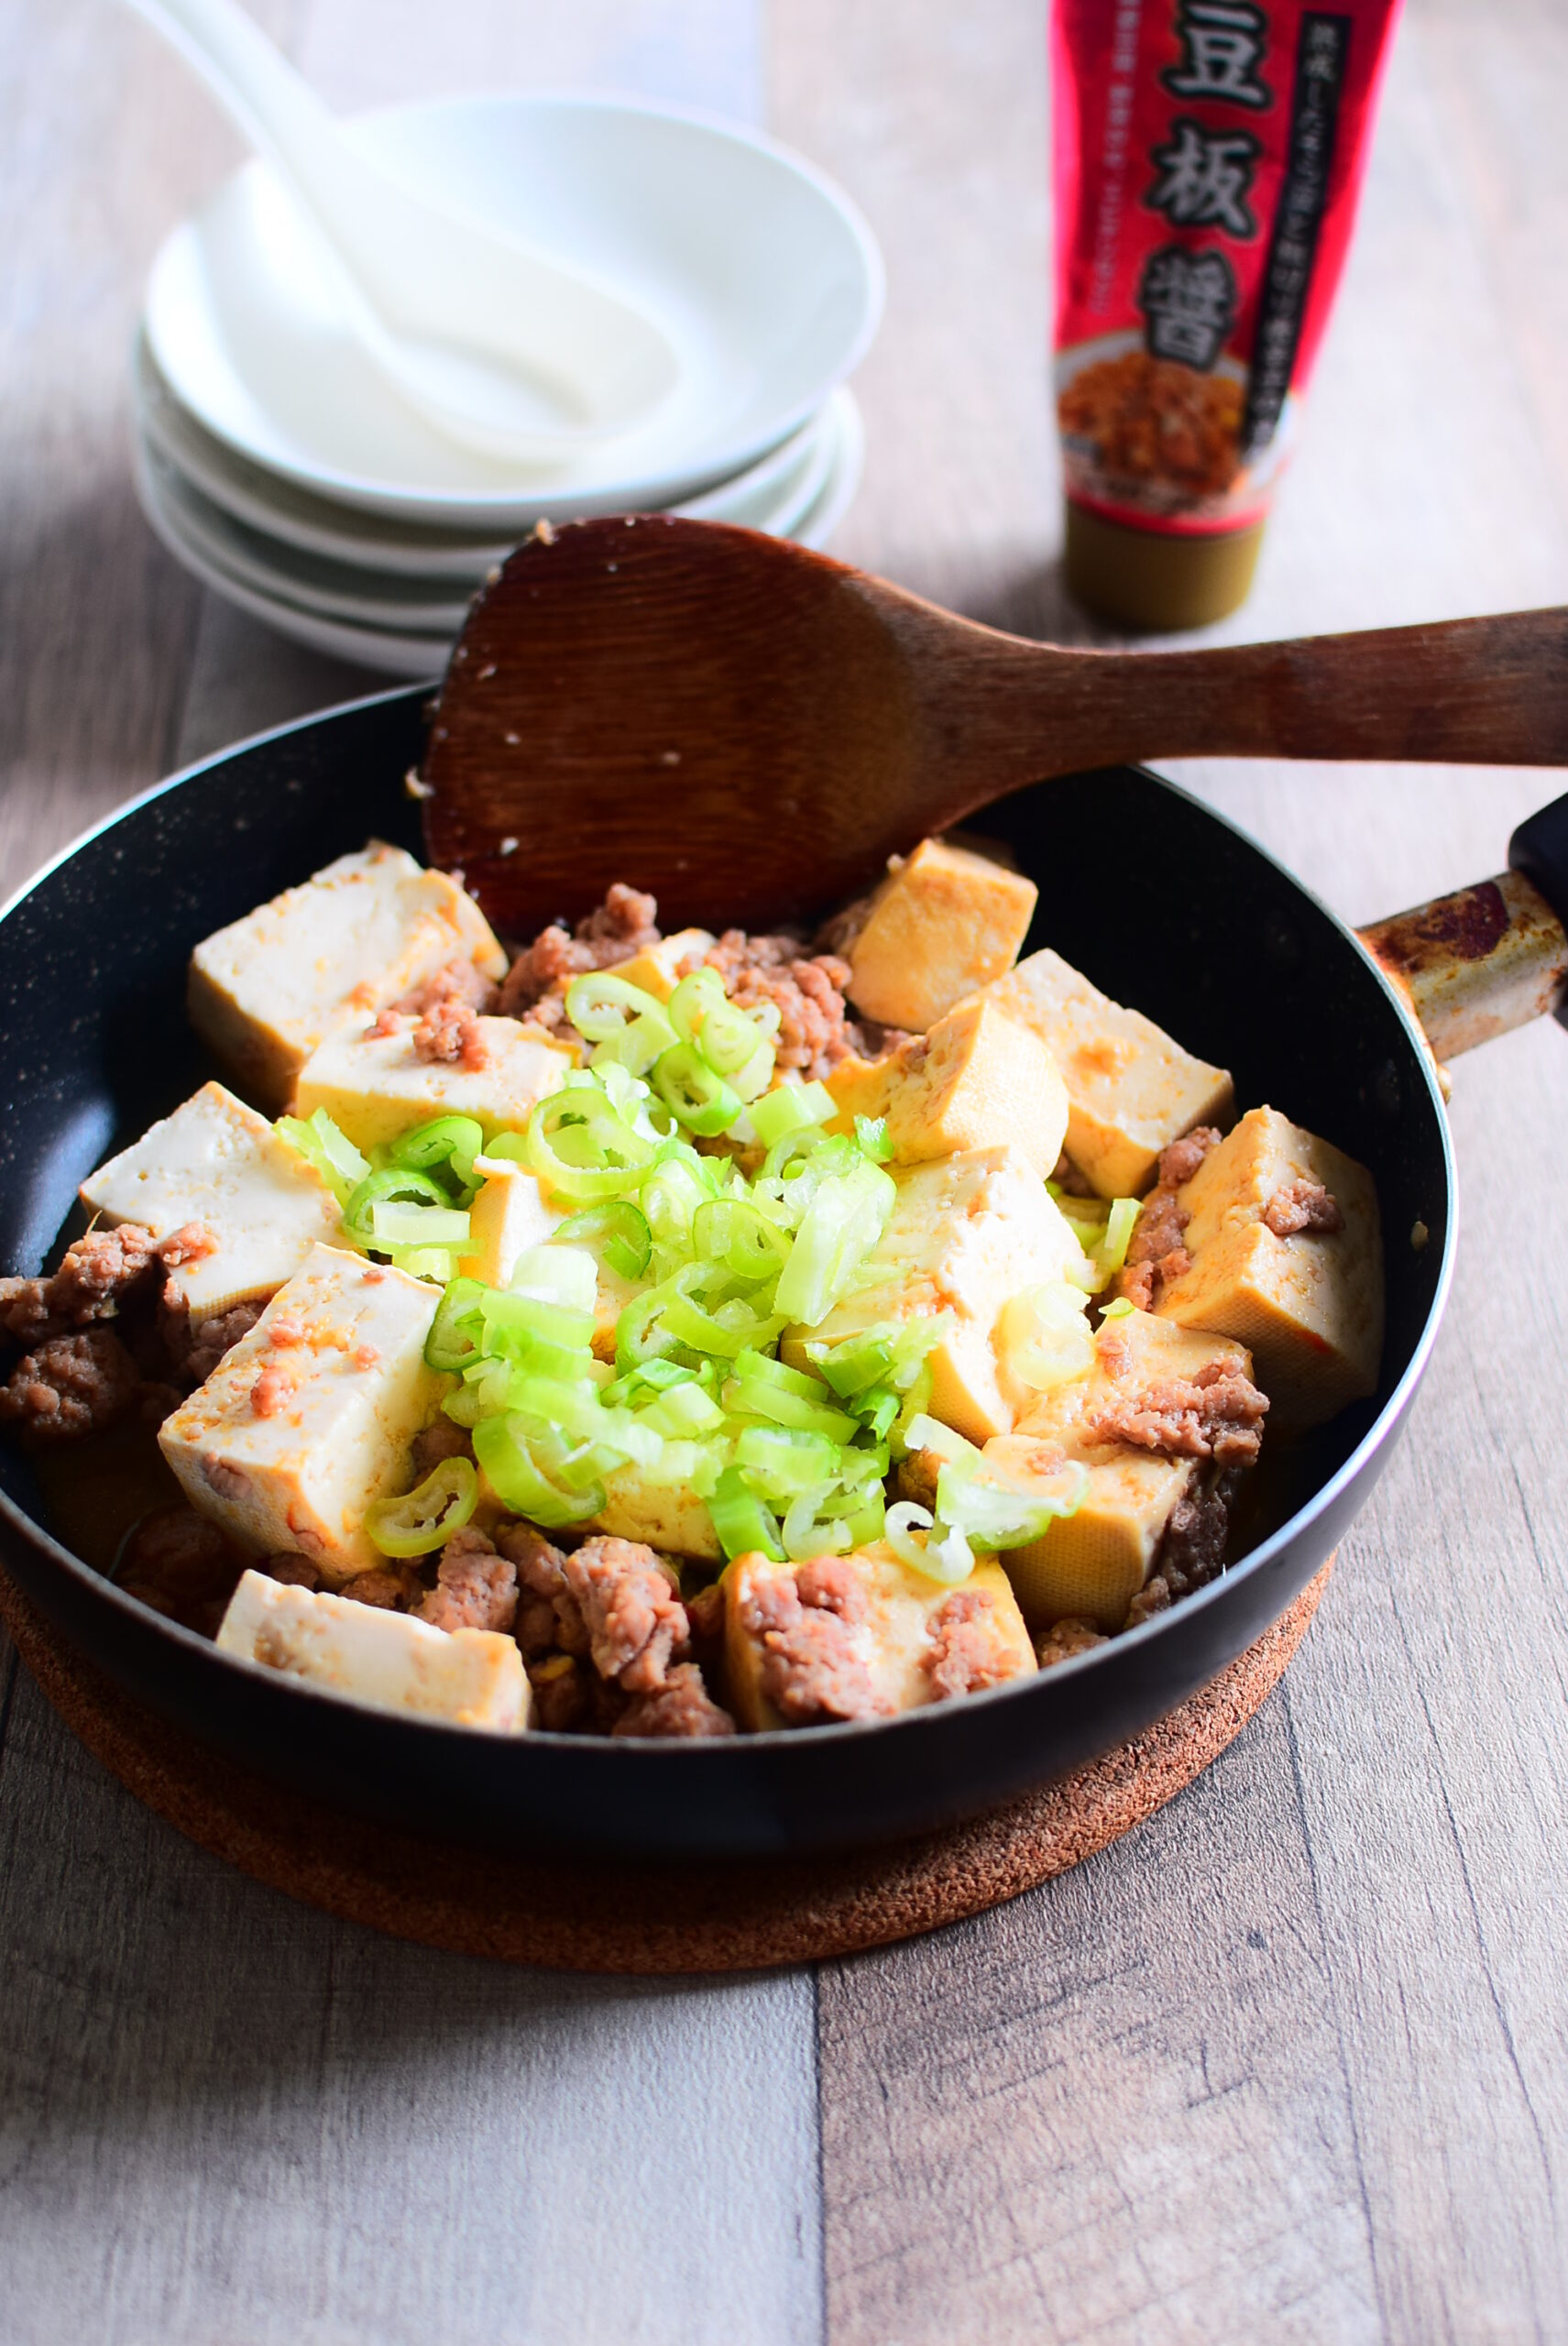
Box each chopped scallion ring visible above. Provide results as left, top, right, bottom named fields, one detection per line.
left=365, top=1455, right=477, bottom=1557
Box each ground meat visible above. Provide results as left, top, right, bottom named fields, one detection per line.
left=116, top=1503, right=246, bottom=1634
left=925, top=1586, right=1025, bottom=1701
left=740, top=1566, right=891, bottom=1726
left=394, top=958, right=496, bottom=1017
left=1115, top=1125, right=1223, bottom=1310
left=562, top=1536, right=688, bottom=1693
left=703, top=932, right=863, bottom=1079
left=527, top=1652, right=592, bottom=1731
left=495, top=882, right=661, bottom=1022
left=1035, top=1617, right=1109, bottom=1668
left=684, top=1577, right=726, bottom=1656
left=417, top=1524, right=519, bottom=1634
left=1157, top=1127, right=1223, bottom=1191
left=412, top=996, right=488, bottom=1069
left=410, top=1419, right=474, bottom=1477
left=0, top=1224, right=161, bottom=1346
left=1087, top=1359, right=1269, bottom=1464
left=167, top=1297, right=267, bottom=1388
left=496, top=1520, right=589, bottom=1654
left=1262, top=1178, right=1343, bottom=1238
left=0, top=1328, right=143, bottom=1442
left=1050, top=1152, right=1100, bottom=1200
left=894, top=1447, right=941, bottom=1515
left=341, top=1564, right=422, bottom=1611
left=248, top=1362, right=294, bottom=1417
left=263, top=1553, right=321, bottom=1589
left=1154, top=1469, right=1241, bottom=1597
left=794, top=1553, right=868, bottom=1624
left=1123, top=1576, right=1173, bottom=1629
left=158, top=1222, right=217, bottom=1267
left=613, top=1661, right=737, bottom=1738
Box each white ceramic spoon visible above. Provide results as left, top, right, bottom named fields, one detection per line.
left=125, top=0, right=680, bottom=459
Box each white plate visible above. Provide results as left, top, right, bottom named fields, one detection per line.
left=145, top=91, right=883, bottom=529
left=134, top=389, right=863, bottom=676
left=132, top=331, right=839, bottom=580
left=133, top=390, right=853, bottom=631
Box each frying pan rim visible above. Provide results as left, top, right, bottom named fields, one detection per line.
left=0, top=686, right=1458, bottom=1759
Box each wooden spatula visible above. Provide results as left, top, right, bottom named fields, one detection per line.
left=422, top=516, right=1568, bottom=936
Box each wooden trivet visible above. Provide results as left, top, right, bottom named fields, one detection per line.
left=0, top=1561, right=1330, bottom=1973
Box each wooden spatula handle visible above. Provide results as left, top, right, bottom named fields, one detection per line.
left=1041, top=606, right=1568, bottom=773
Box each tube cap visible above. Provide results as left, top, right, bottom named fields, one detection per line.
left=1064, top=503, right=1265, bottom=631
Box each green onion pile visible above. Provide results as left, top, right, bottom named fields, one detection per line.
left=280, top=966, right=1126, bottom=1576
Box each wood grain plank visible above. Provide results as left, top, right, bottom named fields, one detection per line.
left=818, top=1696, right=1386, bottom=2345
left=0, top=1660, right=821, bottom=2346
left=779, top=1, right=1568, bottom=2338
left=0, top=9, right=822, bottom=2345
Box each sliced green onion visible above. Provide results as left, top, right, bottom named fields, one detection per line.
left=710, top=1464, right=786, bottom=1563
left=884, top=1500, right=974, bottom=1584
left=652, top=1042, right=741, bottom=1137
left=344, top=1166, right=451, bottom=1243
left=936, top=1451, right=1088, bottom=1551
left=749, top=1081, right=834, bottom=1149
left=424, top=1276, right=488, bottom=1373
left=526, top=1082, right=658, bottom=1202
left=854, top=1387, right=899, bottom=1441
left=639, top=1379, right=727, bottom=1439
left=370, top=1200, right=471, bottom=1248
left=565, top=971, right=677, bottom=1076
left=692, top=1197, right=791, bottom=1283
left=773, top=1157, right=896, bottom=1325
left=276, top=1108, right=370, bottom=1209
left=365, top=1455, right=477, bottom=1558
left=854, top=1115, right=894, bottom=1163
left=479, top=1288, right=596, bottom=1364
left=733, top=1425, right=841, bottom=1497
left=473, top=1412, right=604, bottom=1528
left=661, top=1287, right=784, bottom=1361
left=668, top=966, right=729, bottom=1045
left=999, top=1281, right=1096, bottom=1392
left=565, top=970, right=668, bottom=1040
left=508, top=1244, right=598, bottom=1311
left=554, top=1201, right=652, bottom=1284
left=902, top=1412, right=978, bottom=1465
left=1100, top=1295, right=1136, bottom=1321
left=1094, top=1197, right=1140, bottom=1287
left=391, top=1114, right=485, bottom=1195
left=724, top=1352, right=858, bottom=1440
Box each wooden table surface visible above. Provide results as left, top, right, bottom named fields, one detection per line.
left=4, top=2, right=1567, bottom=2339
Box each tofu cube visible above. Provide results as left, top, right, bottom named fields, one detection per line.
left=79, top=1081, right=342, bottom=1321
left=293, top=1017, right=572, bottom=1152
left=457, top=1156, right=565, bottom=1288
left=610, top=928, right=717, bottom=1003
left=970, top=948, right=1234, bottom=1198
left=825, top=995, right=1069, bottom=1178
left=159, top=1244, right=447, bottom=1582
left=189, top=843, right=507, bottom=1111
left=593, top=1464, right=721, bottom=1562
left=983, top=1310, right=1255, bottom=1629
left=217, top=1569, right=529, bottom=1730
left=455, top=1158, right=633, bottom=1364
left=724, top=1545, right=1035, bottom=1730
left=1153, top=1106, right=1384, bottom=1427
left=782, top=1146, right=1092, bottom=1442
left=839, top=839, right=1038, bottom=1031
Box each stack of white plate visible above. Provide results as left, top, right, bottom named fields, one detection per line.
left=131, top=93, right=882, bottom=676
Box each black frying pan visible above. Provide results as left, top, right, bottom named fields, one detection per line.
left=2, top=685, right=1564, bottom=1861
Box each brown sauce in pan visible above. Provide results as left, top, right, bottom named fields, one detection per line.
left=32, top=1419, right=184, bottom=1575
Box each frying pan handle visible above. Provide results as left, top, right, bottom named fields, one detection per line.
left=1509, top=794, right=1568, bottom=1029
left=1357, top=787, right=1568, bottom=1062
